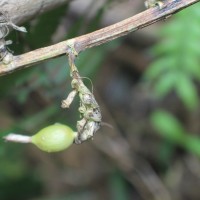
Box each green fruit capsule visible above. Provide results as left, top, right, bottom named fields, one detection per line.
left=31, top=124, right=75, bottom=153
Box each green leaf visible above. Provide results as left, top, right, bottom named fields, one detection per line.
left=151, top=110, right=186, bottom=143
left=144, top=57, right=177, bottom=80
left=154, top=72, right=176, bottom=97
left=184, top=134, right=200, bottom=155
left=151, top=110, right=200, bottom=156
left=109, top=172, right=129, bottom=200
left=175, top=74, right=199, bottom=110
left=152, top=40, right=180, bottom=55
left=182, top=56, right=200, bottom=80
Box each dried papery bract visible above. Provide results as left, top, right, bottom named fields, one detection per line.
left=61, top=41, right=102, bottom=144
left=0, top=11, right=27, bottom=33
left=0, top=11, right=27, bottom=64
left=62, top=90, right=77, bottom=108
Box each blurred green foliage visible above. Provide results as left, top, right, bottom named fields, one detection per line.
left=151, top=110, right=200, bottom=156
left=109, top=171, right=129, bottom=200
left=144, top=4, right=200, bottom=157
left=144, top=4, right=200, bottom=110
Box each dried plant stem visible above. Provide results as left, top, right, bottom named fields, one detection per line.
left=0, top=0, right=199, bottom=76
left=61, top=47, right=102, bottom=144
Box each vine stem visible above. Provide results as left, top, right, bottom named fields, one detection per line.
left=0, top=0, right=199, bottom=76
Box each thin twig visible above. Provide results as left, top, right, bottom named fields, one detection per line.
left=0, top=0, right=199, bottom=76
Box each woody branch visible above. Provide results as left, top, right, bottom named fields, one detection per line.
left=0, top=0, right=199, bottom=76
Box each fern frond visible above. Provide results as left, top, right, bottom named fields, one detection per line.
left=144, top=4, right=200, bottom=110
